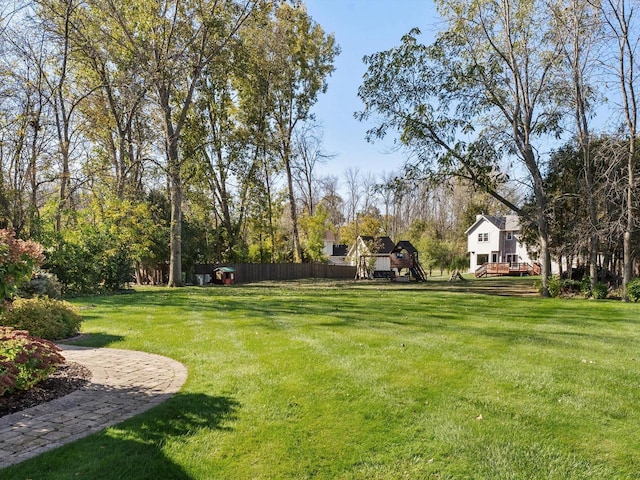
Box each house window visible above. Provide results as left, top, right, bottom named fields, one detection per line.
left=507, top=231, right=513, bottom=240
left=478, top=232, right=489, bottom=242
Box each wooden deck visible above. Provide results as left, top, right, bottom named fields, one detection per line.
left=475, top=262, right=540, bottom=278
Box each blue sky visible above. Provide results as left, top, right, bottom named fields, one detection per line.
left=302, top=0, right=441, bottom=180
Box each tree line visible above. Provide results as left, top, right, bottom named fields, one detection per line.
left=358, top=0, right=640, bottom=299
left=4, top=0, right=639, bottom=298
left=0, top=0, right=509, bottom=294
left=0, top=0, right=345, bottom=290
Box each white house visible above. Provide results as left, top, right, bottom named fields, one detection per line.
left=466, top=215, right=534, bottom=274
left=323, top=231, right=349, bottom=266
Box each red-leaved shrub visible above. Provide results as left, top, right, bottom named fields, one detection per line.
left=0, top=229, right=45, bottom=301
left=0, top=326, right=64, bottom=396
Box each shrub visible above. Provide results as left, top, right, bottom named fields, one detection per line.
left=561, top=279, right=581, bottom=296
left=593, top=282, right=609, bottom=300
left=17, top=270, right=63, bottom=299
left=580, top=277, right=610, bottom=300
left=580, top=276, right=592, bottom=298
left=546, top=276, right=562, bottom=297
left=0, top=229, right=45, bottom=300
left=543, top=276, right=581, bottom=298
left=0, top=327, right=64, bottom=396
left=627, top=279, right=640, bottom=302
left=2, top=297, right=83, bottom=340
left=44, top=237, right=133, bottom=294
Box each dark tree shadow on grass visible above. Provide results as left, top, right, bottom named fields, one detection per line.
left=1, top=393, right=239, bottom=480
left=59, top=332, right=125, bottom=348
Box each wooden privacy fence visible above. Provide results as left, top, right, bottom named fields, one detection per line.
left=194, top=263, right=356, bottom=284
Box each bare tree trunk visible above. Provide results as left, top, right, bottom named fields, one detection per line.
left=263, top=156, right=276, bottom=263
left=53, top=0, right=73, bottom=233
left=284, top=146, right=303, bottom=263
left=166, top=151, right=183, bottom=286
left=537, top=210, right=552, bottom=296
left=525, top=144, right=552, bottom=296
left=169, top=171, right=183, bottom=287
left=161, top=87, right=184, bottom=287
left=601, top=0, right=638, bottom=300
left=566, top=0, right=600, bottom=295
left=28, top=111, right=42, bottom=237
left=623, top=138, right=635, bottom=298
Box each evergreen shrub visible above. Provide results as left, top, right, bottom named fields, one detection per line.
left=580, top=276, right=610, bottom=300
left=17, top=270, right=63, bottom=299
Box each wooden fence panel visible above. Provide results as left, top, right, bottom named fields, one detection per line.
left=194, top=263, right=356, bottom=284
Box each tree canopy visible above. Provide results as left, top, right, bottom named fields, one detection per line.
left=357, top=0, right=640, bottom=297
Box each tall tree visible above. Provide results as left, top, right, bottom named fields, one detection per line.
left=551, top=0, right=603, bottom=294
left=0, top=24, right=53, bottom=236
left=92, top=0, right=260, bottom=286
left=266, top=2, right=338, bottom=262
left=292, top=122, right=332, bottom=216
left=185, top=49, right=256, bottom=262
left=317, top=175, right=344, bottom=228
left=66, top=0, right=152, bottom=200
left=599, top=0, right=639, bottom=299
left=358, top=0, right=564, bottom=295
left=36, top=0, right=90, bottom=233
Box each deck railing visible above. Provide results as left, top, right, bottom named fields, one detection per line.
left=475, top=262, right=539, bottom=277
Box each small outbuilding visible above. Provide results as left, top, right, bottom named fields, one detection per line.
left=214, top=266, right=236, bottom=285
left=347, top=236, right=427, bottom=281
left=347, top=235, right=396, bottom=279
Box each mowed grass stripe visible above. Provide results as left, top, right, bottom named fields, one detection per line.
left=2, top=279, right=639, bottom=479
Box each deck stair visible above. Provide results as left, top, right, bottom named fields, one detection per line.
left=475, top=264, right=488, bottom=278
left=410, top=261, right=428, bottom=282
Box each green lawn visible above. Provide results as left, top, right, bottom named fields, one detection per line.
left=3, top=278, right=640, bottom=479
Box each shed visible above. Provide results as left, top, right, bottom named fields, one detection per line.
left=214, top=266, right=236, bottom=285
left=347, top=235, right=396, bottom=279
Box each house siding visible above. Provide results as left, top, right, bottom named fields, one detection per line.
left=467, top=220, right=501, bottom=271
left=466, top=215, right=536, bottom=273
left=466, top=214, right=568, bottom=275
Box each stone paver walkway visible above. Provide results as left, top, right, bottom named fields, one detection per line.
left=0, top=345, right=188, bottom=469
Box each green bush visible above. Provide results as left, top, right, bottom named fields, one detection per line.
left=580, top=276, right=592, bottom=297
left=546, top=276, right=562, bottom=297
left=561, top=279, right=581, bottom=295
left=543, top=276, right=581, bottom=298
left=0, top=326, right=64, bottom=396
left=580, top=276, right=610, bottom=300
left=17, top=270, right=63, bottom=299
left=44, top=238, right=134, bottom=295
left=627, top=279, right=640, bottom=302
left=2, top=297, right=83, bottom=340
left=593, top=282, right=609, bottom=300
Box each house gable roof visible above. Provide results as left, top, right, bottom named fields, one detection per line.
left=504, top=215, right=520, bottom=231
left=484, top=215, right=506, bottom=229
left=352, top=235, right=396, bottom=255
left=373, top=236, right=396, bottom=254
left=465, top=214, right=521, bottom=235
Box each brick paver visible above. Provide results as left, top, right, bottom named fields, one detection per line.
left=0, top=345, right=188, bottom=469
